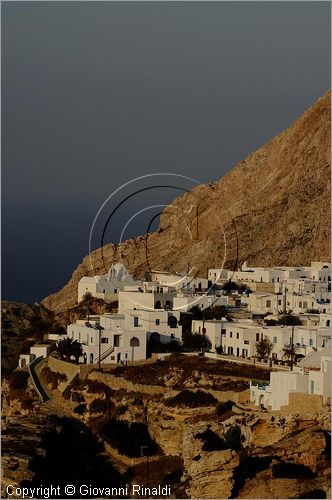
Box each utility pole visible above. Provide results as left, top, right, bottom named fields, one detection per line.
left=290, top=325, right=294, bottom=372
left=202, top=315, right=206, bottom=357
left=141, top=446, right=149, bottom=497
left=98, top=328, right=101, bottom=372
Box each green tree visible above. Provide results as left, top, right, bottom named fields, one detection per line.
left=282, top=344, right=299, bottom=361
left=255, top=337, right=273, bottom=359
left=278, top=315, right=302, bottom=326
left=55, top=337, right=83, bottom=363
left=222, top=281, right=239, bottom=293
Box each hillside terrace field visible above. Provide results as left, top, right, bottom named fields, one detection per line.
left=103, top=354, right=270, bottom=389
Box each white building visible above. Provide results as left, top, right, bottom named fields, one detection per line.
left=250, top=371, right=308, bottom=410
left=122, top=309, right=182, bottom=343
left=150, top=270, right=208, bottom=293
left=77, top=263, right=140, bottom=303
left=118, top=289, right=176, bottom=313
left=67, top=314, right=146, bottom=365
left=18, top=344, right=51, bottom=368
left=191, top=319, right=227, bottom=352
left=250, top=345, right=331, bottom=410
left=173, top=294, right=228, bottom=312
left=208, top=268, right=228, bottom=283
left=220, top=321, right=330, bottom=360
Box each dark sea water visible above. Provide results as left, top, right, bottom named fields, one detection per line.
left=2, top=204, right=90, bottom=304
left=2, top=195, right=164, bottom=305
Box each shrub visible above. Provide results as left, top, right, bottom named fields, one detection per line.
left=216, top=400, right=235, bottom=416
left=41, top=367, right=67, bottom=389
left=84, top=380, right=111, bottom=395
left=278, top=315, right=302, bottom=326
left=9, top=370, right=29, bottom=391
left=89, top=399, right=109, bottom=413
left=10, top=389, right=35, bottom=409
left=165, top=390, right=218, bottom=408
left=98, top=419, right=158, bottom=457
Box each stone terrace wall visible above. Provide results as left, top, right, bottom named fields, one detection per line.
left=281, top=392, right=323, bottom=415
left=88, top=371, right=249, bottom=404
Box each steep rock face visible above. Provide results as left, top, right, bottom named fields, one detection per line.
left=43, top=91, right=331, bottom=312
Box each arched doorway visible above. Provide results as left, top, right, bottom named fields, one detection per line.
left=168, top=315, right=177, bottom=328
left=155, top=300, right=162, bottom=309
left=327, top=320, right=330, bottom=327
left=130, top=337, right=140, bottom=361
left=259, top=394, right=265, bottom=409
left=117, top=352, right=121, bottom=363
left=89, top=353, right=94, bottom=364
left=149, top=332, right=160, bottom=355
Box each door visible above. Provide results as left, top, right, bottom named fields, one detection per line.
left=117, top=352, right=121, bottom=363
left=236, top=348, right=240, bottom=357
left=89, top=353, right=94, bottom=364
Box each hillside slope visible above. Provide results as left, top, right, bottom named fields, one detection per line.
left=43, top=91, right=331, bottom=312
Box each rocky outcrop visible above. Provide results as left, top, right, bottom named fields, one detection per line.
left=42, top=91, right=331, bottom=312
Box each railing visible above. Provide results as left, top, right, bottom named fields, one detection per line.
left=95, top=346, right=115, bottom=364
left=28, top=356, right=49, bottom=403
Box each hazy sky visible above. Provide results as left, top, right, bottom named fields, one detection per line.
left=2, top=1, right=330, bottom=303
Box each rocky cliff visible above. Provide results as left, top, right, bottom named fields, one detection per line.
left=43, top=91, right=331, bottom=312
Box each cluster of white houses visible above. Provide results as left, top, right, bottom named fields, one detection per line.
left=19, top=261, right=331, bottom=411
left=250, top=345, right=331, bottom=411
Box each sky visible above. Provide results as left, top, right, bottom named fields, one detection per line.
left=2, top=1, right=331, bottom=304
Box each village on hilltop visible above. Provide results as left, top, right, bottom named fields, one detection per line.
left=20, top=260, right=331, bottom=414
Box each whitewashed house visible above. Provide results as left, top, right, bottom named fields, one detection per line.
left=77, top=263, right=140, bottom=303
left=191, top=319, right=227, bottom=352
left=250, top=345, right=331, bottom=410
left=150, top=270, right=208, bottom=293
left=122, top=309, right=182, bottom=343
left=208, top=268, right=228, bottom=283
left=67, top=314, right=146, bottom=364
left=218, top=322, right=330, bottom=360
left=18, top=344, right=51, bottom=368
left=173, top=294, right=228, bottom=312
left=118, top=289, right=176, bottom=313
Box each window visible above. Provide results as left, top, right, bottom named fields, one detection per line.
left=156, top=319, right=160, bottom=326
left=134, top=317, right=139, bottom=327
left=309, top=338, right=313, bottom=346
left=114, top=289, right=117, bottom=294
left=256, top=333, right=260, bottom=341
left=244, top=340, right=249, bottom=345
left=90, top=337, right=93, bottom=344
left=310, top=380, right=315, bottom=394
left=101, top=338, right=109, bottom=344
left=273, top=336, right=277, bottom=344
left=266, top=300, right=271, bottom=308
left=198, top=326, right=201, bottom=333
left=278, top=300, right=282, bottom=306
left=299, top=301, right=302, bottom=308
left=277, top=277, right=280, bottom=283
left=236, top=332, right=239, bottom=339
left=230, top=331, right=233, bottom=338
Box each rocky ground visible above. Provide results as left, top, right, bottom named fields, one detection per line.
left=2, top=355, right=330, bottom=499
